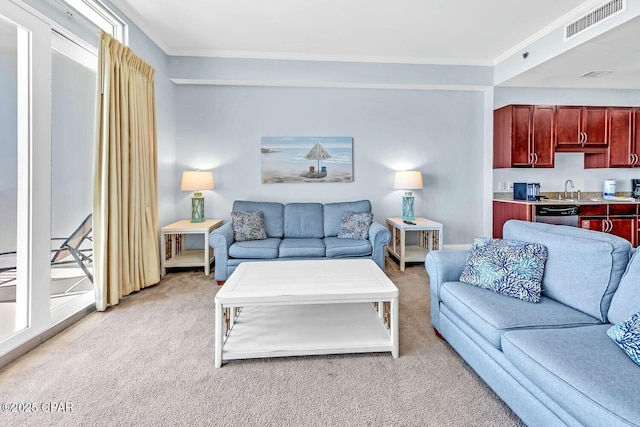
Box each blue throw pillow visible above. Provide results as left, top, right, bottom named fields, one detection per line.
left=607, top=311, right=640, bottom=366
left=231, top=211, right=268, bottom=242
left=337, top=211, right=373, bottom=240
left=460, top=238, right=548, bottom=303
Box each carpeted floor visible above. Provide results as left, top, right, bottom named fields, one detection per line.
left=0, top=259, right=524, bottom=426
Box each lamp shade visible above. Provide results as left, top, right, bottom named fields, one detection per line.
left=181, top=170, right=215, bottom=192
left=393, top=170, right=423, bottom=190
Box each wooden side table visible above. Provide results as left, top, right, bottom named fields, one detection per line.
left=386, top=217, right=444, bottom=271
left=161, top=219, right=223, bottom=277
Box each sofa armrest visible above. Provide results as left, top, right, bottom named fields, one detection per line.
left=369, top=221, right=391, bottom=270
left=369, top=221, right=391, bottom=271
left=425, top=249, right=469, bottom=330
left=209, top=222, right=235, bottom=281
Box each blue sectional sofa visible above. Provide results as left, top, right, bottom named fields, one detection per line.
left=209, top=200, right=391, bottom=282
left=425, top=220, right=640, bottom=427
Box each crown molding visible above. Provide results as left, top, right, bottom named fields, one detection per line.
left=166, top=49, right=492, bottom=66
left=170, top=78, right=490, bottom=92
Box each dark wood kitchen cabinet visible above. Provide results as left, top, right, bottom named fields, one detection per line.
left=493, top=105, right=554, bottom=168
left=493, top=200, right=532, bottom=238
left=555, top=106, right=608, bottom=151
left=585, top=107, right=638, bottom=168
left=579, top=203, right=637, bottom=246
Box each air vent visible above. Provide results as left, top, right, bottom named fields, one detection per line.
left=565, top=0, right=625, bottom=40
left=580, top=70, right=613, bottom=78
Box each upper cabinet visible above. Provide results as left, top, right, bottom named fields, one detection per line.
left=494, top=104, right=640, bottom=170
left=555, top=106, right=608, bottom=151
left=585, top=107, right=639, bottom=169
left=493, top=104, right=554, bottom=169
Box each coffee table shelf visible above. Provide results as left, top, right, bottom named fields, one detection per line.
left=222, top=303, right=392, bottom=360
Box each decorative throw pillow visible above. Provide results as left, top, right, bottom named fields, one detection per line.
left=337, top=211, right=373, bottom=240
left=607, top=311, right=640, bottom=366
left=231, top=211, right=267, bottom=242
left=459, top=238, right=548, bottom=303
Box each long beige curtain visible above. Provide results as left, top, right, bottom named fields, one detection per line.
left=94, top=30, right=160, bottom=311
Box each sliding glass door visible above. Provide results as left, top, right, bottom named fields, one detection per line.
left=0, top=16, right=21, bottom=342
left=49, top=34, right=97, bottom=321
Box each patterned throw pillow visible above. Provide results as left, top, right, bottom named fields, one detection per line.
left=337, top=211, right=373, bottom=240
left=459, top=238, right=548, bottom=303
left=607, top=311, right=640, bottom=366
left=231, top=211, right=267, bottom=242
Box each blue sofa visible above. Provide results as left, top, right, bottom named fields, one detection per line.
left=209, top=200, right=391, bottom=282
left=425, top=220, right=640, bottom=427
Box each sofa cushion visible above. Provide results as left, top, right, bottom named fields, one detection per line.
left=460, top=238, right=547, bottom=303
left=324, top=237, right=372, bottom=258
left=323, top=200, right=371, bottom=237
left=503, top=220, right=631, bottom=322
left=440, top=281, right=601, bottom=349
left=231, top=211, right=267, bottom=242
left=337, top=211, right=373, bottom=240
left=607, top=311, right=640, bottom=366
left=279, top=238, right=325, bottom=258
left=233, top=201, right=284, bottom=238
left=228, top=238, right=281, bottom=259
left=502, top=325, right=640, bottom=426
left=608, top=250, right=640, bottom=324
left=283, top=203, right=324, bottom=238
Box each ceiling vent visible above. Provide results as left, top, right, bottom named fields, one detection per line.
left=580, top=70, right=613, bottom=78
left=565, top=0, right=625, bottom=40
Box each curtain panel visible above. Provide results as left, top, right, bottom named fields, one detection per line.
left=94, top=31, right=160, bottom=311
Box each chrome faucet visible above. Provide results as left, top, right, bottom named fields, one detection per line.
left=564, top=179, right=575, bottom=198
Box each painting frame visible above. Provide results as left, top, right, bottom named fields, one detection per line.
left=260, top=137, right=353, bottom=184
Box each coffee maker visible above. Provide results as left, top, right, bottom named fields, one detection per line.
left=632, top=179, right=640, bottom=199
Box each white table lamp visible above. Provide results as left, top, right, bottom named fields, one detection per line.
left=393, top=170, right=423, bottom=221
left=181, top=170, right=215, bottom=223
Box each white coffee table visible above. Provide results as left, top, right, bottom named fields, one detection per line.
left=214, top=259, right=399, bottom=367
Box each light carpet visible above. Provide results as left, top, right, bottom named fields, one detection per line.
left=0, top=260, right=524, bottom=426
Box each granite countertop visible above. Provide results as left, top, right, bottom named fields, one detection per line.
left=494, top=192, right=639, bottom=204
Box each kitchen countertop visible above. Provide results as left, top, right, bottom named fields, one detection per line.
left=494, top=192, right=639, bottom=205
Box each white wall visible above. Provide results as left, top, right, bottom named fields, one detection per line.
left=175, top=85, right=485, bottom=246
left=493, top=87, right=640, bottom=195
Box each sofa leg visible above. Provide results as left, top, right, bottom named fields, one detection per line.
left=217, top=281, right=225, bottom=286
left=434, top=328, right=444, bottom=340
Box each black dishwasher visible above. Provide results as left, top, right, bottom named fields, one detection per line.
left=534, top=205, right=580, bottom=227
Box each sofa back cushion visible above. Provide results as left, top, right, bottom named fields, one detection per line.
left=608, top=250, right=640, bottom=324
left=323, top=200, right=371, bottom=237
left=503, top=220, right=631, bottom=322
left=284, top=203, right=324, bottom=238
left=233, top=201, right=284, bottom=238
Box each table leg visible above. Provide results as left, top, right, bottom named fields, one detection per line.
left=399, top=229, right=406, bottom=271
left=391, top=296, right=399, bottom=358
left=214, top=301, right=223, bottom=368
left=204, top=237, right=210, bottom=276
left=161, top=233, right=166, bottom=277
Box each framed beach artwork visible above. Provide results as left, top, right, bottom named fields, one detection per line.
left=261, top=137, right=353, bottom=183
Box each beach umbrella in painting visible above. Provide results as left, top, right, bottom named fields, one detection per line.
left=304, top=142, right=331, bottom=171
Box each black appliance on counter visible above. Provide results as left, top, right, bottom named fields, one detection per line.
left=514, top=182, right=540, bottom=201
left=632, top=179, right=640, bottom=199
left=534, top=205, right=580, bottom=227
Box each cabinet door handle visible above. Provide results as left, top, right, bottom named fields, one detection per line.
left=529, top=152, right=534, bottom=165
left=533, top=153, right=538, bottom=165
left=633, top=154, right=638, bottom=166
left=607, top=219, right=614, bottom=233
left=584, top=132, right=588, bottom=145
